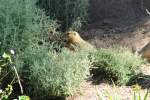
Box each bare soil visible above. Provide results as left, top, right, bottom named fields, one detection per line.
left=67, top=64, right=150, bottom=100
left=82, top=17, right=150, bottom=51
left=67, top=0, right=150, bottom=99
left=67, top=5, right=150, bottom=100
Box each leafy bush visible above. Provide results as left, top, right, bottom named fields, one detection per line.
left=0, top=0, right=60, bottom=54
left=0, top=0, right=63, bottom=98
left=0, top=53, right=13, bottom=99
left=17, top=45, right=92, bottom=99
left=93, top=47, right=145, bottom=85
left=37, top=0, right=89, bottom=30
left=0, top=52, right=30, bottom=100
left=0, top=52, right=15, bottom=90
left=69, top=18, right=82, bottom=32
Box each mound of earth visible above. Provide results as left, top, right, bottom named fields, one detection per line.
left=82, top=17, right=150, bottom=52
left=81, top=0, right=150, bottom=51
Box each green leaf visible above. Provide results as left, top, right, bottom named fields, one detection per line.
left=2, top=53, right=11, bottom=59
left=138, top=93, right=141, bottom=100
left=134, top=92, right=136, bottom=100
left=3, top=95, right=8, bottom=100
left=144, top=90, right=149, bottom=100
left=2, top=53, right=12, bottom=63
left=19, top=95, right=30, bottom=100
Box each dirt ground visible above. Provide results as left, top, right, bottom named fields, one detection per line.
left=82, top=17, right=150, bottom=51
left=67, top=21, right=150, bottom=100
left=67, top=64, right=150, bottom=100
left=82, top=0, right=150, bottom=50
left=66, top=0, right=150, bottom=99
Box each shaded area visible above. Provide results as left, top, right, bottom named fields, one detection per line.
left=88, top=0, right=147, bottom=28
left=91, top=65, right=150, bottom=89
left=128, top=74, right=150, bottom=89
left=81, top=0, right=150, bottom=42
left=90, top=68, right=117, bottom=85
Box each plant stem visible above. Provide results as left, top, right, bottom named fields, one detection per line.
left=13, top=65, right=24, bottom=94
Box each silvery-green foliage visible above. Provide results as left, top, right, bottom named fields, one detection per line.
left=0, top=0, right=59, bottom=53
left=37, top=0, right=89, bottom=30
left=93, top=47, right=145, bottom=85
left=18, top=45, right=92, bottom=98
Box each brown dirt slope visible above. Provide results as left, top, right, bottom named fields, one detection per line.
left=67, top=1, right=150, bottom=100
left=67, top=17, right=150, bottom=100
left=81, top=0, right=150, bottom=51
left=82, top=17, right=150, bottom=52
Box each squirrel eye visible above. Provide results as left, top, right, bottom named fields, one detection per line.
left=66, top=32, right=69, bottom=35
left=73, top=32, right=76, bottom=36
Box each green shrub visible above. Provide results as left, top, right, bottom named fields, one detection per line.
left=37, top=0, right=89, bottom=30
left=93, top=47, right=145, bottom=85
left=0, top=52, right=30, bottom=100
left=0, top=53, right=13, bottom=100
left=17, top=45, right=92, bottom=99
left=69, top=18, right=82, bottom=32
left=0, top=0, right=63, bottom=98
left=0, top=0, right=60, bottom=54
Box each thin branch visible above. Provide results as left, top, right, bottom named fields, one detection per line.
left=13, top=66, right=24, bottom=94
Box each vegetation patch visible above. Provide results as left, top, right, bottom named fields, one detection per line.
left=0, top=0, right=60, bottom=54
left=37, top=0, right=89, bottom=30
left=17, top=45, right=92, bottom=99
left=92, top=47, right=146, bottom=85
